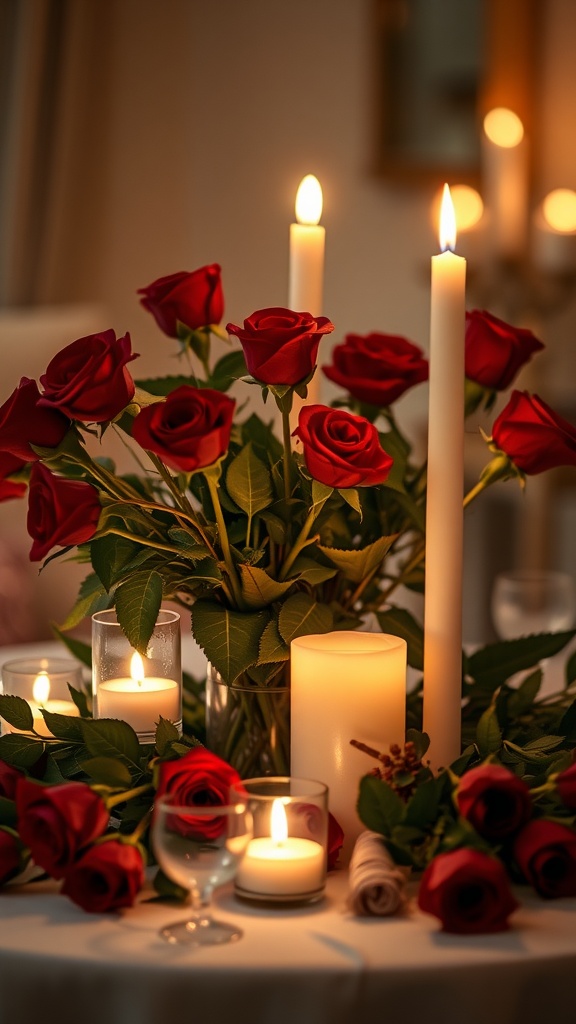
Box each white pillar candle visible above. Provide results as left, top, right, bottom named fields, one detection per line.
left=289, top=174, right=325, bottom=426
left=482, top=108, right=528, bottom=260
left=423, top=184, right=466, bottom=773
left=235, top=800, right=324, bottom=899
left=290, top=631, right=406, bottom=862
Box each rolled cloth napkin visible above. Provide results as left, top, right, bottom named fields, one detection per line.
left=347, top=830, right=409, bottom=916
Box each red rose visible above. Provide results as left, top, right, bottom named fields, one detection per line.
left=323, top=332, right=428, bottom=407
left=226, top=307, right=334, bottom=386
left=16, top=779, right=109, bottom=880
left=27, top=463, right=101, bottom=562
left=155, top=747, right=241, bottom=841
left=61, top=840, right=144, bottom=913
left=38, top=330, right=137, bottom=423
left=492, top=391, right=576, bottom=475
left=556, top=763, right=576, bottom=810
left=514, top=819, right=576, bottom=898
left=132, top=385, right=235, bottom=473
left=0, top=828, right=22, bottom=887
left=294, top=404, right=393, bottom=488
left=465, top=310, right=544, bottom=391
left=138, top=265, right=224, bottom=337
left=0, top=759, right=24, bottom=800
left=418, top=848, right=518, bottom=934
left=456, top=764, right=532, bottom=841
left=0, top=452, right=27, bottom=502
left=0, top=377, right=69, bottom=461
left=327, top=812, right=345, bottom=870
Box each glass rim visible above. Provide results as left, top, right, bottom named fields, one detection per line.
left=230, top=776, right=328, bottom=799
left=154, top=794, right=248, bottom=815
left=1, top=657, right=84, bottom=677
left=92, top=608, right=181, bottom=626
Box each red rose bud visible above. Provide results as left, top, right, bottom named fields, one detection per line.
left=465, top=310, right=544, bottom=391
left=556, top=763, right=576, bottom=810
left=61, top=840, right=145, bottom=912
left=294, top=404, right=393, bottom=488
left=0, top=828, right=23, bottom=887
left=323, top=332, right=428, bottom=407
left=39, top=330, right=137, bottom=423
left=0, top=377, right=69, bottom=461
left=492, top=390, right=576, bottom=475
left=227, top=307, right=334, bottom=386
left=27, top=463, right=101, bottom=562
left=155, top=747, right=241, bottom=841
left=138, top=264, right=224, bottom=337
left=456, top=764, right=532, bottom=841
left=0, top=759, right=24, bottom=800
left=132, top=385, right=235, bottom=474
left=16, top=779, right=109, bottom=880
left=514, top=819, right=576, bottom=898
left=418, top=848, right=518, bottom=934
left=0, top=452, right=27, bottom=502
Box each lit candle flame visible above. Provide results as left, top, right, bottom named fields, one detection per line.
left=32, top=671, right=50, bottom=706
left=439, top=183, right=457, bottom=253
left=130, top=652, right=145, bottom=687
left=270, top=798, right=288, bottom=845
left=295, top=174, right=323, bottom=226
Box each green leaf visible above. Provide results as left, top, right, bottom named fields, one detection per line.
left=80, top=718, right=142, bottom=768
left=0, top=797, right=17, bottom=827
left=404, top=776, right=444, bottom=829
left=405, top=728, right=430, bottom=761
left=337, top=488, right=362, bottom=518
left=287, top=556, right=337, bottom=586
left=476, top=706, right=502, bottom=758
left=468, top=631, right=576, bottom=690
left=310, top=480, right=334, bottom=518
left=226, top=443, right=273, bottom=520
left=208, top=350, right=247, bottom=391
left=114, top=570, right=164, bottom=655
left=559, top=698, right=576, bottom=739
left=156, top=717, right=181, bottom=757
left=166, top=529, right=209, bottom=559
left=81, top=756, right=133, bottom=788
left=184, top=557, right=222, bottom=586
left=357, top=774, right=405, bottom=837
left=135, top=376, right=191, bottom=397
left=317, top=535, right=396, bottom=584
left=50, top=627, right=92, bottom=669
left=91, top=535, right=148, bottom=592
left=507, top=669, right=542, bottom=718
left=277, top=593, right=333, bottom=645
left=0, top=733, right=44, bottom=769
left=239, top=564, right=294, bottom=610
left=566, top=649, right=576, bottom=687
left=191, top=600, right=269, bottom=684
left=0, top=695, right=34, bottom=732
left=257, top=616, right=290, bottom=665
left=376, top=607, right=424, bottom=671
left=40, top=711, right=84, bottom=742
left=67, top=684, right=91, bottom=718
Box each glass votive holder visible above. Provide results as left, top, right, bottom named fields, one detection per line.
left=0, top=657, right=84, bottom=737
left=92, top=609, right=182, bottom=743
left=230, top=777, right=328, bottom=905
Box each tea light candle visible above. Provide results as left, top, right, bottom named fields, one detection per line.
left=96, top=652, right=180, bottom=735
left=5, top=671, right=79, bottom=738
left=235, top=799, right=324, bottom=898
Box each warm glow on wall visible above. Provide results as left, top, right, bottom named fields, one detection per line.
left=542, top=188, right=576, bottom=232
left=483, top=107, right=524, bottom=148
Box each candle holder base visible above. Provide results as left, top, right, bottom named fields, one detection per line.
left=233, top=884, right=325, bottom=906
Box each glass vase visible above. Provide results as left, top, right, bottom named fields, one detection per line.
left=205, top=664, right=290, bottom=777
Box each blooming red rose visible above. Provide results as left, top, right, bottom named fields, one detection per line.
left=155, top=747, right=241, bottom=840
left=555, top=763, right=576, bottom=810
left=38, top=330, right=137, bottom=423
left=323, top=332, right=428, bottom=407
left=465, top=310, right=544, bottom=391
left=132, top=385, right=235, bottom=474
left=0, top=828, right=22, bottom=887
left=0, top=760, right=24, bottom=801
left=0, top=377, right=69, bottom=461
left=226, top=307, right=334, bottom=386
left=418, top=848, right=518, bottom=934
left=0, top=452, right=27, bottom=502
left=514, top=819, right=576, bottom=898
left=27, top=463, right=101, bottom=562
left=492, top=391, right=576, bottom=475
left=16, top=779, right=109, bottom=880
left=294, top=404, right=393, bottom=488
left=61, top=840, right=145, bottom=913
left=138, top=265, right=224, bottom=337
left=456, top=764, right=532, bottom=841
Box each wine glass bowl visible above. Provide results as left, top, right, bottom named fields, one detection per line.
left=491, top=569, right=576, bottom=640
left=152, top=796, right=252, bottom=946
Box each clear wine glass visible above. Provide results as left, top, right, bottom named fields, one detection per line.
left=491, top=569, right=576, bottom=640
left=152, top=795, right=252, bottom=946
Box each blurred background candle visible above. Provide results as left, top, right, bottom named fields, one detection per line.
left=533, top=187, right=576, bottom=273
left=482, top=107, right=528, bottom=260
left=0, top=658, right=82, bottom=737
left=291, top=631, right=406, bottom=862
left=423, top=184, right=466, bottom=773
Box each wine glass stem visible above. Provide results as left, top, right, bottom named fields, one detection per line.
left=190, top=886, right=214, bottom=920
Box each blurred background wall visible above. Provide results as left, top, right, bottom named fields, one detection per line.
left=1, top=0, right=575, bottom=644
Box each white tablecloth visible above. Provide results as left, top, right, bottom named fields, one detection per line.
left=1, top=871, right=576, bottom=1024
